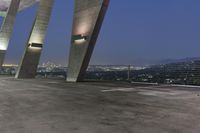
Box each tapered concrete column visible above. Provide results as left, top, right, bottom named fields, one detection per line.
left=0, top=0, right=21, bottom=67
left=67, top=0, right=109, bottom=82
left=15, top=0, right=54, bottom=78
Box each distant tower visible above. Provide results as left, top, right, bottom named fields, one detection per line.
left=0, top=0, right=21, bottom=67
left=15, top=0, right=54, bottom=78
left=67, top=0, right=110, bottom=82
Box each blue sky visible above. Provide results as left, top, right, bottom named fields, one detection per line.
left=0, top=0, right=200, bottom=65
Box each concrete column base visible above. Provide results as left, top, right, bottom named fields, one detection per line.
left=15, top=48, right=41, bottom=78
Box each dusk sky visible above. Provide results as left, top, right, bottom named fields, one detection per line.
left=0, top=0, right=200, bottom=65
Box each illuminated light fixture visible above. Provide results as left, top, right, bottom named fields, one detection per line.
left=28, top=42, right=43, bottom=49
left=73, top=34, right=87, bottom=44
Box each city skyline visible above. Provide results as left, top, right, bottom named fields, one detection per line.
left=0, top=0, right=200, bottom=65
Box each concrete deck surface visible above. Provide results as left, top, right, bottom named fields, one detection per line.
left=0, top=77, right=200, bottom=133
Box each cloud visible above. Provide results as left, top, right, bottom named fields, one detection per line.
left=0, top=0, right=40, bottom=12
left=19, top=0, right=40, bottom=10
left=0, top=0, right=9, bottom=11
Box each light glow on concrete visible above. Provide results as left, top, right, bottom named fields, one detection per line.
left=74, top=22, right=92, bottom=35
left=0, top=42, right=7, bottom=50
left=29, top=34, right=44, bottom=45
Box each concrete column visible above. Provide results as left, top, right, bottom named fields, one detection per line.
left=67, top=0, right=110, bottom=82
left=0, top=0, right=21, bottom=67
left=15, top=0, right=54, bottom=78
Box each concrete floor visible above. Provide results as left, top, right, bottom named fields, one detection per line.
left=0, top=77, right=200, bottom=133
